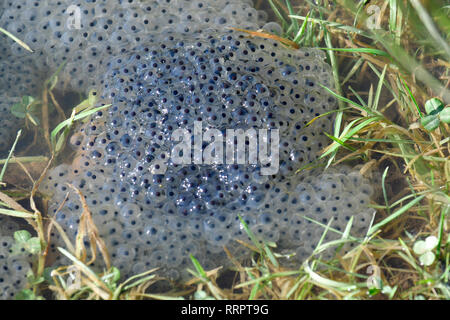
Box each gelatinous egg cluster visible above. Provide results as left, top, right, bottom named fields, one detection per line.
left=0, top=95, right=24, bottom=155
left=0, top=0, right=270, bottom=155
left=0, top=216, right=32, bottom=300
left=0, top=37, right=38, bottom=155
left=0, top=0, right=375, bottom=291
left=38, top=32, right=373, bottom=280
left=0, top=0, right=269, bottom=93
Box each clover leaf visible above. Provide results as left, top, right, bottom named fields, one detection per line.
left=413, top=236, right=438, bottom=266
left=420, top=98, right=449, bottom=132
left=13, top=230, right=42, bottom=255
left=10, top=95, right=40, bottom=126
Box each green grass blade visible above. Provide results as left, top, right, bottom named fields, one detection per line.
left=237, top=214, right=262, bottom=251
left=389, top=0, right=398, bottom=33
left=372, top=64, right=388, bottom=110
left=122, top=274, right=157, bottom=291
left=347, top=137, right=426, bottom=144
left=342, top=58, right=364, bottom=85
left=0, top=207, right=35, bottom=219
left=319, top=84, right=380, bottom=116
left=303, top=215, right=357, bottom=240
left=400, top=77, right=423, bottom=118
left=368, top=195, right=426, bottom=236
left=318, top=47, right=390, bottom=57
left=348, top=86, right=368, bottom=108
left=50, top=104, right=111, bottom=149
left=409, top=0, right=450, bottom=59
left=140, top=294, right=185, bottom=300
left=381, top=167, right=391, bottom=215
left=324, top=132, right=357, bottom=152
left=285, top=0, right=298, bottom=34
left=268, top=0, right=288, bottom=29
left=436, top=205, right=449, bottom=258
left=289, top=15, right=371, bottom=37
left=0, top=27, right=33, bottom=52
left=306, top=107, right=352, bottom=127
left=293, top=12, right=310, bottom=43
left=263, top=243, right=279, bottom=267
left=189, top=254, right=208, bottom=279
left=342, top=216, right=354, bottom=240
left=303, top=261, right=359, bottom=291
left=235, top=270, right=300, bottom=288
left=372, top=31, right=450, bottom=104
left=0, top=130, right=22, bottom=184
left=57, top=247, right=111, bottom=298
left=321, top=117, right=381, bottom=159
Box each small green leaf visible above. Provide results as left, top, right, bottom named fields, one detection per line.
left=21, top=95, right=34, bottom=107
left=15, top=289, right=35, bottom=300
left=10, top=96, right=34, bottom=118
left=189, top=254, right=207, bottom=279
left=368, top=287, right=380, bottom=296
left=424, top=235, right=438, bottom=250
left=110, top=266, right=121, bottom=283
left=381, top=285, right=396, bottom=298
left=14, top=230, right=31, bottom=243
left=440, top=107, right=450, bottom=123
left=43, top=267, right=55, bottom=284
left=25, top=237, right=42, bottom=254
left=421, top=114, right=440, bottom=131
left=10, top=102, right=27, bottom=118
left=10, top=96, right=38, bottom=122
left=424, top=98, right=444, bottom=115
left=413, top=240, right=427, bottom=255
left=413, top=236, right=438, bottom=266
left=27, top=269, right=45, bottom=285
left=15, top=289, right=44, bottom=300
left=419, top=251, right=435, bottom=266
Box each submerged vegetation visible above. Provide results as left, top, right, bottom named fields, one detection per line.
left=0, top=0, right=449, bottom=300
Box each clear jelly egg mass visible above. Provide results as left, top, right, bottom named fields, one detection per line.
left=0, top=0, right=375, bottom=297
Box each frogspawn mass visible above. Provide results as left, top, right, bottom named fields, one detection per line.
left=0, top=0, right=375, bottom=298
